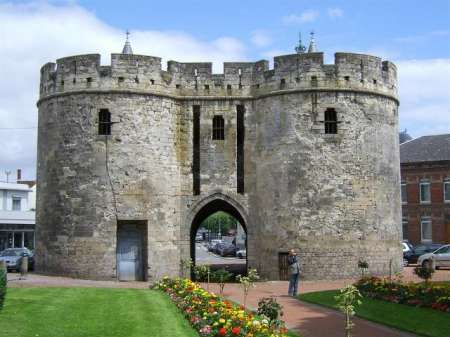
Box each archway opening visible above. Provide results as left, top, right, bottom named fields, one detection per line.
left=190, top=199, right=247, bottom=279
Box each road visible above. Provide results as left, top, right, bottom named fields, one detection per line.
left=195, top=242, right=245, bottom=265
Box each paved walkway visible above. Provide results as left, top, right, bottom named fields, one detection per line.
left=6, top=268, right=450, bottom=337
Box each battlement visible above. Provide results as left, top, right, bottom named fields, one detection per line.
left=39, top=52, right=398, bottom=101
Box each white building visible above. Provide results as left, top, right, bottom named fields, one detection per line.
left=0, top=181, right=36, bottom=251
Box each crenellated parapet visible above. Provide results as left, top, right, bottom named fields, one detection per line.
left=38, top=52, right=398, bottom=103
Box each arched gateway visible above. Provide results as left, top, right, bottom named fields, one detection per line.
left=185, top=193, right=248, bottom=274
left=35, top=45, right=402, bottom=281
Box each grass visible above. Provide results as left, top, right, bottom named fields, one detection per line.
left=298, top=290, right=450, bottom=337
left=0, top=287, right=199, bottom=337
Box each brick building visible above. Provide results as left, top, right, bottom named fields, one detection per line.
left=400, top=134, right=450, bottom=244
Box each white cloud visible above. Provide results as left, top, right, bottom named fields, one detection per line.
left=0, top=2, right=247, bottom=180
left=397, top=59, right=450, bottom=137
left=250, top=30, right=272, bottom=48
left=327, top=7, right=343, bottom=18
left=282, top=10, right=319, bottom=25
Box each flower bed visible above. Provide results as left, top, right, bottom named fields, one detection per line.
left=355, top=277, right=450, bottom=312
left=154, top=277, right=289, bottom=337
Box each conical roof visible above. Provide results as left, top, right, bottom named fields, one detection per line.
left=307, top=31, right=317, bottom=53
left=122, top=30, right=133, bottom=55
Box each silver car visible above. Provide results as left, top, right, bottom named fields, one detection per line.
left=417, top=244, right=450, bottom=270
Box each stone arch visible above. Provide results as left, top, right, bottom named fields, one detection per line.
left=185, top=192, right=250, bottom=273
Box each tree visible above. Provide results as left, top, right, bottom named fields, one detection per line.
left=237, top=268, right=259, bottom=308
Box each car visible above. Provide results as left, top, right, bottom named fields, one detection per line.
left=207, top=240, right=223, bottom=253
left=195, top=233, right=203, bottom=242
left=417, top=244, right=450, bottom=270
left=404, top=243, right=443, bottom=265
left=216, top=242, right=237, bottom=257
left=402, top=241, right=413, bottom=253
left=236, top=249, right=246, bottom=259
left=0, top=248, right=35, bottom=272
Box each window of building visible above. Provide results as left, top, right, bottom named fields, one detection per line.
left=12, top=197, right=21, bottom=211
left=402, top=216, right=408, bottom=240
left=444, top=179, right=450, bottom=202
left=420, top=181, right=431, bottom=203
left=324, top=108, right=338, bottom=134
left=98, top=109, right=111, bottom=135
left=401, top=182, right=407, bottom=203
left=212, top=115, right=225, bottom=140
left=420, top=216, right=432, bottom=242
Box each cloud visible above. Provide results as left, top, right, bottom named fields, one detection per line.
left=327, top=7, right=343, bottom=18
left=282, top=10, right=319, bottom=25
left=0, top=2, right=247, bottom=180
left=250, top=30, right=272, bottom=48
left=397, top=58, right=450, bottom=137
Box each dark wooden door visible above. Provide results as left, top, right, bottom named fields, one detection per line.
left=278, top=252, right=289, bottom=280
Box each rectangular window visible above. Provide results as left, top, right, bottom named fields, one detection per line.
left=193, top=105, right=200, bottom=195
left=98, top=109, right=111, bottom=135
left=237, top=105, right=245, bottom=194
left=420, top=182, right=431, bottom=203
left=13, top=232, right=23, bottom=248
left=402, top=216, right=408, bottom=240
left=324, top=108, right=338, bottom=134
left=420, top=217, right=432, bottom=242
left=212, top=115, right=225, bottom=140
left=12, top=197, right=21, bottom=211
left=401, top=182, right=407, bottom=203
left=444, top=180, right=450, bottom=202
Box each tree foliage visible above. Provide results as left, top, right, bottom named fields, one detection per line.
left=199, top=211, right=239, bottom=235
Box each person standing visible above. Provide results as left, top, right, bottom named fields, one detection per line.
left=287, top=249, right=300, bottom=296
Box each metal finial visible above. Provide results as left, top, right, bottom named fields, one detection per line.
left=122, top=30, right=133, bottom=55
left=307, top=31, right=317, bottom=53
left=295, top=32, right=306, bottom=54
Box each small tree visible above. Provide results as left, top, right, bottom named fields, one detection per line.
left=237, top=268, right=259, bottom=308
left=257, top=297, right=283, bottom=327
left=357, top=260, right=368, bottom=278
left=212, top=268, right=233, bottom=295
left=335, top=285, right=362, bottom=337
left=0, top=260, right=7, bottom=311
left=180, top=258, right=193, bottom=279
left=414, top=265, right=435, bottom=284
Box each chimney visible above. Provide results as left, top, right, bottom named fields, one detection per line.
left=17, top=169, right=22, bottom=182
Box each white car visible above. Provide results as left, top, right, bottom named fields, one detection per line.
left=417, top=244, right=450, bottom=270
left=236, top=249, right=246, bottom=259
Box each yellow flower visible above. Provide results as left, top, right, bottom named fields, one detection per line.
left=219, top=318, right=225, bottom=324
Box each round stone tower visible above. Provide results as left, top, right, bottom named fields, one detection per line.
left=36, top=42, right=401, bottom=281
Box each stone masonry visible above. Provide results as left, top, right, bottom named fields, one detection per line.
left=36, top=50, right=402, bottom=281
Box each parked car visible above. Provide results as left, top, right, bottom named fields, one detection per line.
left=404, top=243, right=443, bottom=265
left=236, top=249, right=246, bottom=259
left=402, top=241, right=413, bottom=253
left=418, top=244, right=450, bottom=270
left=216, top=242, right=237, bottom=257
left=207, top=240, right=222, bottom=253
left=195, top=233, right=203, bottom=242
left=0, top=248, right=35, bottom=272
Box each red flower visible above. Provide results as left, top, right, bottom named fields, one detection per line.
left=231, top=327, right=240, bottom=335
left=218, top=327, right=227, bottom=336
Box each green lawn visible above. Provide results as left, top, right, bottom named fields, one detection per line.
left=0, top=287, right=199, bottom=337
left=298, top=290, right=450, bottom=337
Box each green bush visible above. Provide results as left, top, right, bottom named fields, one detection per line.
left=257, top=297, right=283, bottom=325
left=414, top=265, right=435, bottom=283
left=0, top=263, right=7, bottom=311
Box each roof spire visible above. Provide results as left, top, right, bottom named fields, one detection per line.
left=295, top=32, right=306, bottom=54
left=307, top=31, right=317, bottom=53
left=122, top=30, right=133, bottom=55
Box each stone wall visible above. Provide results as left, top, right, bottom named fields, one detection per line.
left=36, top=51, right=401, bottom=280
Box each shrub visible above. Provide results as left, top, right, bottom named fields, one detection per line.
left=414, top=265, right=435, bottom=284
left=237, top=268, right=260, bottom=308
left=0, top=261, right=7, bottom=311
left=211, top=268, right=233, bottom=295
left=257, top=297, right=283, bottom=326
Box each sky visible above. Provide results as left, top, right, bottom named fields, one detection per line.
left=0, top=0, right=449, bottom=180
